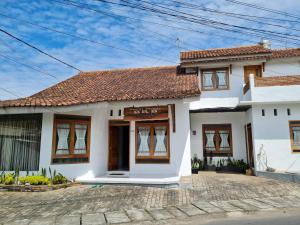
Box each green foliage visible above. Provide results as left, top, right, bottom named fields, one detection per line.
left=4, top=174, right=15, bottom=185
left=52, top=173, right=68, bottom=185
left=18, top=175, right=50, bottom=185
left=191, top=155, right=204, bottom=170
left=226, top=158, right=249, bottom=172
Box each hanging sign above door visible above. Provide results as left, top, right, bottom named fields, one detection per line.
left=124, top=105, right=168, bottom=120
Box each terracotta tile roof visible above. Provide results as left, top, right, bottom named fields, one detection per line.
left=0, top=66, right=200, bottom=108
left=180, top=45, right=272, bottom=61
left=180, top=45, right=300, bottom=63
left=255, top=75, right=300, bottom=87
left=270, top=48, right=300, bottom=59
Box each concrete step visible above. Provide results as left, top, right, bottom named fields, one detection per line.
left=106, top=171, right=130, bottom=178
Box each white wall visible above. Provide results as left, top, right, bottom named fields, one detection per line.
left=38, top=99, right=191, bottom=179
left=39, top=108, right=109, bottom=179
left=264, top=58, right=300, bottom=77
left=189, top=57, right=300, bottom=109
left=190, top=112, right=248, bottom=164
left=251, top=104, right=300, bottom=172
left=108, top=99, right=191, bottom=177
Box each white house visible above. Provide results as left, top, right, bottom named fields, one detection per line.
left=0, top=41, right=299, bottom=185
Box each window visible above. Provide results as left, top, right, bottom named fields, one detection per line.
left=52, top=115, right=91, bottom=164
left=289, top=121, right=300, bottom=153
left=274, top=109, right=277, bottom=116
left=262, top=109, right=265, bottom=116
left=0, top=114, right=42, bottom=171
left=202, top=124, right=233, bottom=156
left=244, top=65, right=262, bottom=83
left=287, top=108, right=291, bottom=116
left=201, top=68, right=229, bottom=91
left=136, top=120, right=169, bottom=163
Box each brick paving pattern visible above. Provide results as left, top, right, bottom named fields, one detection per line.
left=0, top=172, right=299, bottom=224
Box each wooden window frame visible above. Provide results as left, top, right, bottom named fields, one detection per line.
left=52, top=114, right=91, bottom=164
left=202, top=124, right=233, bottom=157
left=289, top=121, right=300, bottom=153
left=135, top=120, right=170, bottom=163
left=201, top=67, right=229, bottom=91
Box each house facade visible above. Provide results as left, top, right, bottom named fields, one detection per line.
left=0, top=41, right=300, bottom=184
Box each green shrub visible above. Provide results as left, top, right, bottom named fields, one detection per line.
left=18, top=175, right=50, bottom=185
left=52, top=173, right=68, bottom=185
left=4, top=174, right=15, bottom=185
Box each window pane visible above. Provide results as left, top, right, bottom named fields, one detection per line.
left=205, top=130, right=216, bottom=151
left=56, top=123, right=70, bottom=155
left=74, top=124, right=88, bottom=154
left=0, top=114, right=42, bottom=171
left=292, top=126, right=300, bottom=148
left=203, top=71, right=214, bottom=89
left=154, top=126, right=167, bottom=156
left=219, top=130, right=230, bottom=151
left=216, top=70, right=228, bottom=88
left=137, top=127, right=150, bottom=156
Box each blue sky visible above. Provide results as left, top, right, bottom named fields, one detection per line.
left=0, top=0, right=300, bottom=99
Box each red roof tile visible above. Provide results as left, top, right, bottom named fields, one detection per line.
left=180, top=45, right=300, bottom=63
left=0, top=66, right=200, bottom=108
left=270, top=48, right=300, bottom=59
left=180, top=45, right=272, bottom=61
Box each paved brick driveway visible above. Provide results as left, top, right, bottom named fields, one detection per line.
left=0, top=172, right=300, bottom=224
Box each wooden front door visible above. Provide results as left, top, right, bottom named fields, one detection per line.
left=245, top=123, right=254, bottom=168
left=109, top=126, right=119, bottom=170
left=108, top=121, right=130, bottom=171
left=244, top=65, right=262, bottom=83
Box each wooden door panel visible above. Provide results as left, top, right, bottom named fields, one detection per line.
left=109, top=126, right=119, bottom=170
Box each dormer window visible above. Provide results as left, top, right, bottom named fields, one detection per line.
left=201, top=68, right=229, bottom=91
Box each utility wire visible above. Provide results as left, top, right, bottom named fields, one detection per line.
left=169, top=0, right=300, bottom=24
left=95, top=0, right=300, bottom=45
left=0, top=28, right=82, bottom=72
left=162, top=0, right=300, bottom=33
left=0, top=12, right=177, bottom=64
left=57, top=0, right=296, bottom=48
left=225, top=0, right=300, bottom=20
left=0, top=52, right=58, bottom=80
left=117, top=0, right=300, bottom=41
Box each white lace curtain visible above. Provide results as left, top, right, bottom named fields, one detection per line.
left=0, top=115, right=42, bottom=171
left=203, top=72, right=213, bottom=89
left=154, top=126, right=167, bottom=156
left=56, top=124, right=70, bottom=155
left=138, top=127, right=150, bottom=156
left=205, top=131, right=215, bottom=150
left=293, top=127, right=300, bottom=146
left=219, top=130, right=230, bottom=150
left=216, top=71, right=227, bottom=87
left=74, top=124, right=87, bottom=154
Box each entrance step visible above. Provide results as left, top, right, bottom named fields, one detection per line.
left=106, top=171, right=130, bottom=178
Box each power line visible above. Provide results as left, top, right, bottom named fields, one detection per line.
left=163, top=0, right=300, bottom=33
left=169, top=0, right=300, bottom=24
left=225, top=0, right=300, bottom=20
left=117, top=0, right=300, bottom=41
left=93, top=0, right=300, bottom=46
left=0, top=28, right=82, bottom=72
left=56, top=0, right=296, bottom=48
left=0, top=52, right=58, bottom=80
left=0, top=13, right=177, bottom=64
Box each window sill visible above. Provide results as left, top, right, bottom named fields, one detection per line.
left=135, top=158, right=169, bottom=164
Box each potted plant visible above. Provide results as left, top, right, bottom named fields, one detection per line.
left=191, top=155, right=200, bottom=174
left=204, top=152, right=216, bottom=171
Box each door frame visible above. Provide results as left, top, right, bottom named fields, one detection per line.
left=108, top=120, right=130, bottom=171
left=245, top=123, right=254, bottom=168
